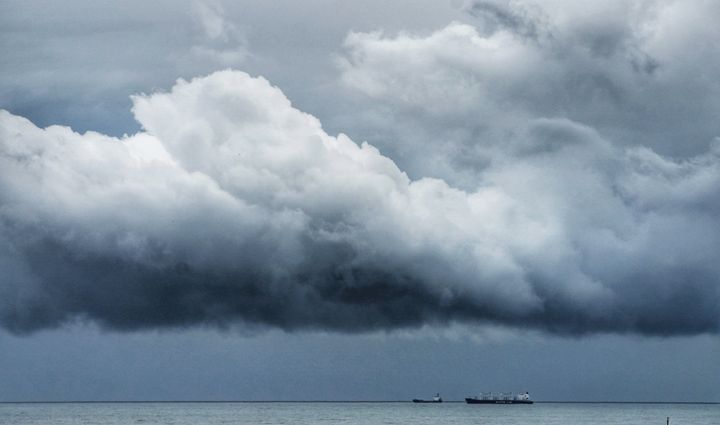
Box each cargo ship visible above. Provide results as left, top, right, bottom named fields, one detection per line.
left=465, top=392, right=533, bottom=404
left=412, top=393, right=443, bottom=403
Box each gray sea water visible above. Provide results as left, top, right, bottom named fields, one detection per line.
left=0, top=402, right=717, bottom=425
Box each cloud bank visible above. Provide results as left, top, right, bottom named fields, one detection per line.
left=335, top=1, right=720, bottom=188
left=1, top=67, right=719, bottom=336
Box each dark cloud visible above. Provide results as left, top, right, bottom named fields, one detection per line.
left=2, top=1, right=720, bottom=338
left=5, top=215, right=718, bottom=336
left=1, top=69, right=719, bottom=337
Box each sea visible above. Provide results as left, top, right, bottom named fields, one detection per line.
left=0, top=402, right=717, bottom=425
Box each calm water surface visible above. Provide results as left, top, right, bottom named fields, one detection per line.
left=0, top=402, right=717, bottom=425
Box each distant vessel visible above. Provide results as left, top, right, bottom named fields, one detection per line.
left=465, top=392, right=533, bottom=404
left=412, top=393, right=443, bottom=403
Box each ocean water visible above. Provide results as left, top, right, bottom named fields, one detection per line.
left=0, top=402, right=717, bottom=425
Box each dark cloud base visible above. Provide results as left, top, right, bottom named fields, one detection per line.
left=3, top=235, right=716, bottom=337
left=1, top=67, right=719, bottom=338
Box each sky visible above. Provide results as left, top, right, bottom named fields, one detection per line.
left=0, top=0, right=719, bottom=401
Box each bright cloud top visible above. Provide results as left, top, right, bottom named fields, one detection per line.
left=335, top=1, right=720, bottom=190
left=0, top=68, right=719, bottom=336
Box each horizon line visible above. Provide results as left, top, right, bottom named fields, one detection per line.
left=1, top=400, right=718, bottom=404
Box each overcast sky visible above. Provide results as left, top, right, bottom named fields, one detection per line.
left=1, top=0, right=719, bottom=402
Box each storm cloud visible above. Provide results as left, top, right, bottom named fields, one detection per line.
left=1, top=65, right=719, bottom=336
left=335, top=1, right=720, bottom=189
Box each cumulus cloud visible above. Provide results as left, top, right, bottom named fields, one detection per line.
left=1, top=69, right=719, bottom=336
left=335, top=1, right=720, bottom=188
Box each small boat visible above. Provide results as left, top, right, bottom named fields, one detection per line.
left=465, top=391, right=533, bottom=404
left=412, top=393, right=443, bottom=403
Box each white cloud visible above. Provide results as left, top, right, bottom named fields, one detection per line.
left=334, top=1, right=720, bottom=190
left=1, top=69, right=719, bottom=335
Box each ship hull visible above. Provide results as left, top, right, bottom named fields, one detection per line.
left=465, top=398, right=533, bottom=404
left=412, top=399, right=442, bottom=403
